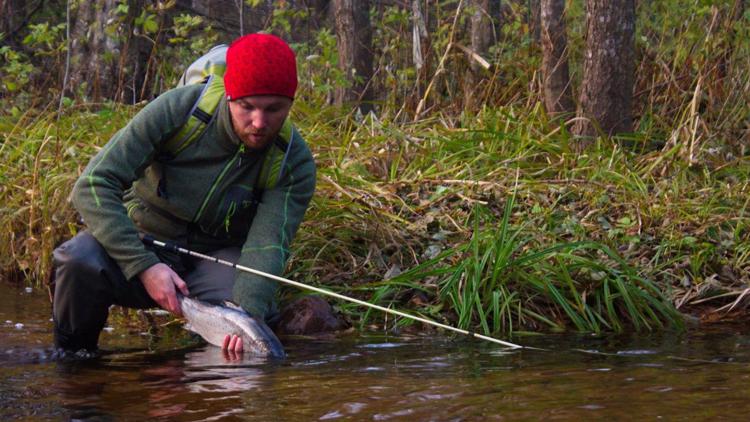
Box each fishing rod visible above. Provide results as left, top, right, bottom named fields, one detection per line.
left=142, top=235, right=524, bottom=349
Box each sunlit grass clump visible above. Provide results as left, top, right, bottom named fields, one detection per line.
left=0, top=105, right=137, bottom=281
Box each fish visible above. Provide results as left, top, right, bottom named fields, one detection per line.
left=178, top=295, right=285, bottom=358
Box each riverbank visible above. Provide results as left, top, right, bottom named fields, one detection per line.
left=1, top=102, right=749, bottom=335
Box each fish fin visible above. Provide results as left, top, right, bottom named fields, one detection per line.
left=223, top=300, right=245, bottom=313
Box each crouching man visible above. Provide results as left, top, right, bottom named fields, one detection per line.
left=52, top=33, right=315, bottom=356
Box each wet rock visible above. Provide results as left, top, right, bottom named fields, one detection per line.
left=49, top=347, right=102, bottom=362
left=275, top=296, right=348, bottom=336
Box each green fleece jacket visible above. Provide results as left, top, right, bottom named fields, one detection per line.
left=71, top=83, right=316, bottom=318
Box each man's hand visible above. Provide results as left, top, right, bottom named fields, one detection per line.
left=222, top=334, right=244, bottom=361
left=139, top=263, right=189, bottom=316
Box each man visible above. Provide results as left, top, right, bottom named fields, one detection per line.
left=52, top=33, right=316, bottom=356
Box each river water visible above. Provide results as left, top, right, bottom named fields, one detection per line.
left=2, top=279, right=749, bottom=420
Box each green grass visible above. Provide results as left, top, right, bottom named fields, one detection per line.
left=354, top=186, right=683, bottom=335
left=0, top=104, right=137, bottom=280
left=288, top=102, right=746, bottom=334
left=2, top=98, right=748, bottom=335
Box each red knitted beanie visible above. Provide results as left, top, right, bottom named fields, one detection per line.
left=224, top=33, right=298, bottom=100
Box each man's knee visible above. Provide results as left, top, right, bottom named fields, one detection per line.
left=184, top=247, right=239, bottom=304
left=52, top=231, right=123, bottom=306
left=52, top=232, right=120, bottom=351
left=53, top=231, right=109, bottom=275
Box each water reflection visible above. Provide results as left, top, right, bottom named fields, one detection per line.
left=52, top=361, right=115, bottom=421
left=182, top=347, right=269, bottom=393
left=45, top=346, right=277, bottom=420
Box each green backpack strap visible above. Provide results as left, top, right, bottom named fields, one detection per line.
left=162, top=74, right=226, bottom=158
left=256, top=119, right=295, bottom=190
left=248, top=124, right=294, bottom=219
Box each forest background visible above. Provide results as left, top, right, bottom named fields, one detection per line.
left=1, top=0, right=749, bottom=337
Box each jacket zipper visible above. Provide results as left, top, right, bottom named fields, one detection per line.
left=193, top=144, right=245, bottom=223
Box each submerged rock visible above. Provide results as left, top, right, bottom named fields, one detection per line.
left=275, top=296, right=348, bottom=335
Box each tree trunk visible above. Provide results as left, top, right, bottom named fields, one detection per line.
left=409, top=0, right=433, bottom=111
left=733, top=0, right=746, bottom=16
left=717, top=0, right=746, bottom=80
left=176, top=0, right=270, bottom=38
left=529, top=0, right=541, bottom=45
left=464, top=0, right=500, bottom=109
left=68, top=0, right=166, bottom=103
left=333, top=0, right=374, bottom=114
left=573, top=0, right=635, bottom=138
left=1, top=0, right=43, bottom=48
left=68, top=0, right=121, bottom=102
left=0, top=0, right=11, bottom=37
left=540, top=0, right=574, bottom=117
left=308, top=0, right=332, bottom=30
left=0, top=0, right=19, bottom=44
left=469, top=0, right=496, bottom=72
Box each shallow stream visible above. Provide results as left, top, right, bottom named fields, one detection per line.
left=2, top=279, right=749, bottom=420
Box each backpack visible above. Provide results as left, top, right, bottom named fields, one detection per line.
left=165, top=44, right=295, bottom=192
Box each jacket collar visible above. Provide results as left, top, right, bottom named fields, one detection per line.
left=217, top=95, right=243, bottom=152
